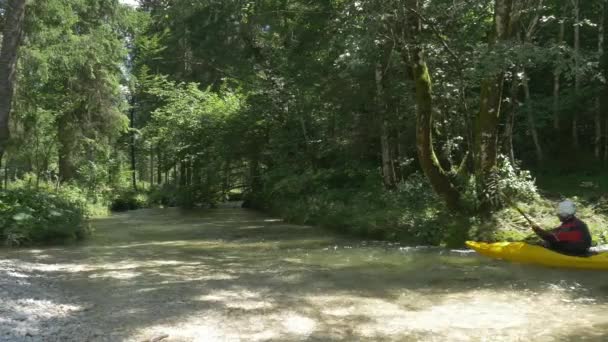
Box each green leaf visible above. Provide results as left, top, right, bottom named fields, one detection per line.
left=12, top=212, right=33, bottom=221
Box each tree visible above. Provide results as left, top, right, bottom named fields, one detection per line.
left=474, top=0, right=514, bottom=176
left=596, top=0, right=605, bottom=160
left=0, top=0, right=26, bottom=161
left=602, top=0, right=608, bottom=162
left=18, top=0, right=130, bottom=182
left=572, top=0, right=581, bottom=149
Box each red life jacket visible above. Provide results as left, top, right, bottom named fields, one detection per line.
left=551, top=217, right=591, bottom=246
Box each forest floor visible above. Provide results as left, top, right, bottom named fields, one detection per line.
left=2, top=205, right=608, bottom=341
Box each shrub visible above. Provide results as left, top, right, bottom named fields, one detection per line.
left=110, top=189, right=151, bottom=211
left=227, top=190, right=243, bottom=201
left=460, top=155, right=539, bottom=212
left=148, top=184, right=178, bottom=207
left=0, top=187, right=88, bottom=246
left=253, top=168, right=453, bottom=245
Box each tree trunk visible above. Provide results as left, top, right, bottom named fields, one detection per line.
left=149, top=146, right=154, bottom=185
left=603, top=0, right=608, bottom=162
left=573, top=0, right=581, bottom=149
left=4, top=162, right=8, bottom=189
left=157, top=147, right=163, bottom=185
left=179, top=160, right=187, bottom=186
left=129, top=106, right=137, bottom=190
left=0, top=0, right=27, bottom=158
left=57, top=116, right=76, bottom=182
left=605, top=117, right=608, bottom=162
left=172, top=163, right=177, bottom=185
left=412, top=49, right=461, bottom=210
left=249, top=153, right=261, bottom=197
left=375, top=62, right=396, bottom=189
left=475, top=79, right=504, bottom=174
left=395, top=116, right=405, bottom=182
left=222, top=159, right=231, bottom=197
left=597, top=5, right=605, bottom=160
left=192, top=159, right=200, bottom=186
left=188, top=159, right=193, bottom=186
left=599, top=98, right=604, bottom=159
left=504, top=77, right=518, bottom=165
left=553, top=19, right=565, bottom=131
left=474, top=0, right=513, bottom=175
left=0, top=154, right=3, bottom=190
left=402, top=0, right=461, bottom=210
left=522, top=69, right=543, bottom=164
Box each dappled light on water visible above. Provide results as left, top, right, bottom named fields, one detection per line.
left=1, top=207, right=608, bottom=341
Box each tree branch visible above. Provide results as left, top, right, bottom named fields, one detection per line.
left=405, top=7, right=462, bottom=67
left=525, top=0, right=545, bottom=40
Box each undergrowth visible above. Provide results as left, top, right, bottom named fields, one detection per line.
left=247, top=160, right=608, bottom=247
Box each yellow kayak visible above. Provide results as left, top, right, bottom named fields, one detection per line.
left=466, top=241, right=608, bottom=270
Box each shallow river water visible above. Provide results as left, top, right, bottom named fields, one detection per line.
left=1, top=207, right=608, bottom=341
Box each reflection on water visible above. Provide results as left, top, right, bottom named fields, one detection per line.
left=1, top=207, right=608, bottom=341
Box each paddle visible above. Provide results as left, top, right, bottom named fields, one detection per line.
left=500, top=193, right=541, bottom=241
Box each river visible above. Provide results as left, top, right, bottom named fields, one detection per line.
left=1, top=207, right=608, bottom=341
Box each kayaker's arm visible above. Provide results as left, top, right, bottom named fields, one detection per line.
left=532, top=225, right=559, bottom=243
left=503, top=197, right=558, bottom=242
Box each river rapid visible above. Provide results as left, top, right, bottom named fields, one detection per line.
left=1, top=206, right=608, bottom=341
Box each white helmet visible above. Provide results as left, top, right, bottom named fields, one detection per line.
left=557, top=200, right=576, bottom=219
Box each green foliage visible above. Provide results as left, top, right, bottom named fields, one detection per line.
left=8, top=0, right=133, bottom=185
left=250, top=169, right=455, bottom=245
left=0, top=187, right=89, bottom=246
left=460, top=156, right=540, bottom=212
left=110, top=189, right=151, bottom=212
left=148, top=184, right=178, bottom=207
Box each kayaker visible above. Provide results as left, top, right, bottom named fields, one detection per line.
left=531, top=200, right=592, bottom=256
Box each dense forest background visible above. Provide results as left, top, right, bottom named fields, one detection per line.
left=1, top=0, right=607, bottom=246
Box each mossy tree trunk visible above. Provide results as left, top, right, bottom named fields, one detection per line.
left=404, top=0, right=516, bottom=211
left=412, top=49, right=461, bottom=210
left=402, top=0, right=461, bottom=210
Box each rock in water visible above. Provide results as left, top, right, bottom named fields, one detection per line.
left=148, top=334, right=169, bottom=342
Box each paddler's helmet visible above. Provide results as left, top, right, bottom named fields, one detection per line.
left=557, top=200, right=576, bottom=221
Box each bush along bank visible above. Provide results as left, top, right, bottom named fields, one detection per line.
left=0, top=187, right=89, bottom=246
left=244, top=166, right=608, bottom=247
left=109, top=183, right=222, bottom=212
left=245, top=170, right=462, bottom=246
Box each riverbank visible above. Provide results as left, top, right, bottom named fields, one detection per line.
left=251, top=175, right=608, bottom=247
